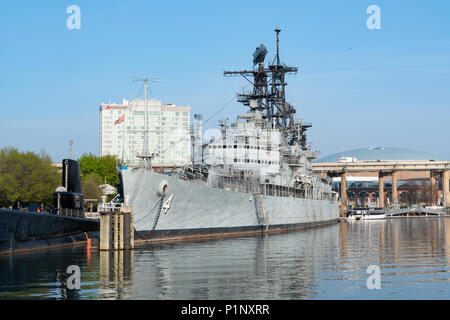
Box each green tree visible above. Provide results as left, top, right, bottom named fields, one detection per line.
left=78, top=153, right=118, bottom=187
left=0, top=147, right=60, bottom=208
left=81, top=173, right=102, bottom=202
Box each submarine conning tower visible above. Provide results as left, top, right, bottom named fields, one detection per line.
left=52, top=159, right=85, bottom=217
left=62, top=159, right=82, bottom=193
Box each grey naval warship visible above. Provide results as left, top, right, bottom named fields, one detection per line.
left=115, top=29, right=339, bottom=242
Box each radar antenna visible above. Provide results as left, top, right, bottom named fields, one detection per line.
left=224, top=28, right=298, bottom=130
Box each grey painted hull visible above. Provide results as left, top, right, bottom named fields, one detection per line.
left=121, top=168, right=339, bottom=241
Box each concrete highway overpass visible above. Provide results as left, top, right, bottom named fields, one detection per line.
left=313, top=147, right=450, bottom=216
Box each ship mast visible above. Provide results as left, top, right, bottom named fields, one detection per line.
left=133, top=77, right=161, bottom=169
left=224, top=28, right=298, bottom=131
left=275, top=27, right=280, bottom=66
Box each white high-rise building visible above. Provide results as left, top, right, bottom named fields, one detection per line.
left=99, top=98, right=191, bottom=167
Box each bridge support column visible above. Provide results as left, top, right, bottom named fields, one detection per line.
left=430, top=170, right=439, bottom=206
left=378, top=172, right=385, bottom=208
left=339, top=172, right=347, bottom=217
left=392, top=171, right=398, bottom=205
left=443, top=170, right=449, bottom=207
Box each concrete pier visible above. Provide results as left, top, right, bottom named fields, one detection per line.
left=100, top=212, right=113, bottom=251
left=120, top=206, right=134, bottom=250
left=443, top=170, right=449, bottom=207
left=100, top=206, right=134, bottom=251
left=392, top=171, right=398, bottom=205
left=378, top=172, right=385, bottom=208
left=430, top=170, right=438, bottom=206
left=339, top=172, right=347, bottom=217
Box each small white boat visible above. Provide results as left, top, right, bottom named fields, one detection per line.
left=347, top=208, right=386, bottom=220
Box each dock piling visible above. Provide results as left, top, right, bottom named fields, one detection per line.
left=99, top=205, right=134, bottom=251
left=100, top=212, right=112, bottom=251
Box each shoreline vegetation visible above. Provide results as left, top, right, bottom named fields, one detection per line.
left=0, top=147, right=117, bottom=211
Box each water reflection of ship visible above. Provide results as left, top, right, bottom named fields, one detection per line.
left=121, top=227, right=339, bottom=299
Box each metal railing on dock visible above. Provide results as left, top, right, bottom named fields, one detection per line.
left=348, top=206, right=449, bottom=218
left=386, top=206, right=449, bottom=217
left=98, top=202, right=123, bottom=213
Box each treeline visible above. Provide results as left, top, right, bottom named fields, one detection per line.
left=78, top=153, right=118, bottom=203
left=0, top=147, right=118, bottom=210
left=0, top=147, right=59, bottom=209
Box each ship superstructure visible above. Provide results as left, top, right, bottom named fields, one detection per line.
left=115, top=29, right=339, bottom=240
left=180, top=28, right=335, bottom=202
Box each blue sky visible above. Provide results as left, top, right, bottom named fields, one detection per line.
left=0, top=0, right=449, bottom=161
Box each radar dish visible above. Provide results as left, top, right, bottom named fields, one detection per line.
left=253, top=44, right=267, bottom=66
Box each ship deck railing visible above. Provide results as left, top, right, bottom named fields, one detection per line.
left=179, top=166, right=335, bottom=201
left=219, top=179, right=334, bottom=201
left=98, top=202, right=123, bottom=213
left=56, top=208, right=86, bottom=219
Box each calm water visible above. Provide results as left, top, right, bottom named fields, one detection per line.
left=1, top=217, right=450, bottom=299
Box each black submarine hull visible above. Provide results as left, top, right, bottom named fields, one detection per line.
left=0, top=208, right=99, bottom=255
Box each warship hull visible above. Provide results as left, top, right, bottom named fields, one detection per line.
left=121, top=168, right=339, bottom=242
